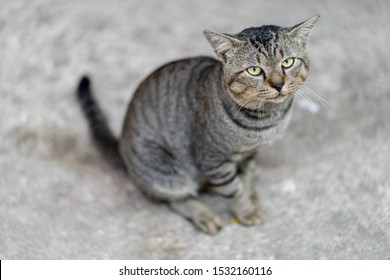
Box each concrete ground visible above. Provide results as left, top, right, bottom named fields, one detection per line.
left=0, top=0, right=389, bottom=259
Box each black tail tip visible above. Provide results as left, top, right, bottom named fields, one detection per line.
left=78, top=75, right=91, bottom=91
left=77, top=75, right=92, bottom=101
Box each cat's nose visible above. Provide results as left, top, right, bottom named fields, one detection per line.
left=270, top=81, right=284, bottom=92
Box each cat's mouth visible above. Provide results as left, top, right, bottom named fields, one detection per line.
left=263, top=92, right=292, bottom=103
left=232, top=90, right=292, bottom=108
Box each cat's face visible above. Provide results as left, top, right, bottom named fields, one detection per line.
left=204, top=15, right=319, bottom=108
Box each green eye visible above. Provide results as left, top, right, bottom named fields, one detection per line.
left=246, top=67, right=262, bottom=76
left=282, top=58, right=295, bottom=68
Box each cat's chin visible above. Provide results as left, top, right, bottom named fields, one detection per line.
left=264, top=94, right=293, bottom=104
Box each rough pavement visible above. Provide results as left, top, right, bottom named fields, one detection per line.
left=1, top=0, right=389, bottom=259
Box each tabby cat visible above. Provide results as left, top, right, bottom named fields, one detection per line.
left=76, top=15, right=319, bottom=234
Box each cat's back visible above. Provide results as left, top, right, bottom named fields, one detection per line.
left=135, top=55, right=218, bottom=97
left=122, top=56, right=219, bottom=142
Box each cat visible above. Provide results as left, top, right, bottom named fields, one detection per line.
left=76, top=15, right=319, bottom=234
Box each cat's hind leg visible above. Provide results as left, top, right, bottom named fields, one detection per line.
left=120, top=139, right=222, bottom=234
left=135, top=174, right=223, bottom=234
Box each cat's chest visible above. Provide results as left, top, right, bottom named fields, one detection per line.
left=226, top=129, right=278, bottom=161
left=228, top=106, right=292, bottom=141
left=222, top=99, right=293, bottom=145
left=219, top=107, right=293, bottom=163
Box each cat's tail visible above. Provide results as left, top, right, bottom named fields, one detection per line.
left=76, top=76, right=126, bottom=172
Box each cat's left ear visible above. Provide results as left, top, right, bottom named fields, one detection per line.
left=203, top=30, right=244, bottom=62
left=287, top=14, right=320, bottom=47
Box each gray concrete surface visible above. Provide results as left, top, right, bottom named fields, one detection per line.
left=1, top=0, right=389, bottom=259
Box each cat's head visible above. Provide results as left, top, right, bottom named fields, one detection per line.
left=204, top=15, right=319, bottom=107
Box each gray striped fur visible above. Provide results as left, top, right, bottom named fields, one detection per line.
left=79, top=15, right=319, bottom=234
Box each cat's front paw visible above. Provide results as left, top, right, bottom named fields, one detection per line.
left=192, top=209, right=223, bottom=235
left=231, top=190, right=265, bottom=226
left=234, top=206, right=265, bottom=226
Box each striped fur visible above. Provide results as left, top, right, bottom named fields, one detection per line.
left=77, top=15, right=319, bottom=234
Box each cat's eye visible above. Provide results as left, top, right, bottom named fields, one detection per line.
left=246, top=67, right=262, bottom=76
left=282, top=58, right=295, bottom=69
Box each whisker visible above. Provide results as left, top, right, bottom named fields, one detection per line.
left=300, top=85, right=329, bottom=103
left=232, top=92, right=261, bottom=118
left=288, top=82, right=330, bottom=113
left=254, top=97, right=266, bottom=125
left=298, top=86, right=330, bottom=113
left=303, top=81, right=333, bottom=93
left=295, top=92, right=319, bottom=114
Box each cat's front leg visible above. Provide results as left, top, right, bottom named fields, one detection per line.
left=231, top=158, right=264, bottom=226
left=203, top=160, right=264, bottom=226
left=205, top=162, right=245, bottom=198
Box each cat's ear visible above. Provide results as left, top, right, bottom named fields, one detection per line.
left=203, top=30, right=243, bottom=62
left=287, top=14, right=320, bottom=47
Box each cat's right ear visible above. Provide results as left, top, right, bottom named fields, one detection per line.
left=287, top=14, right=320, bottom=48
left=203, top=30, right=243, bottom=63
